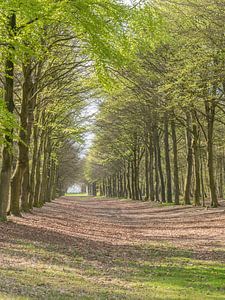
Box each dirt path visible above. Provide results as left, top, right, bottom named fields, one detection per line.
left=1, top=197, right=225, bottom=299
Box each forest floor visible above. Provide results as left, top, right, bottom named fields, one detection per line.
left=1, top=197, right=225, bottom=300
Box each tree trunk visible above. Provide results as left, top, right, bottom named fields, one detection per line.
left=131, top=161, right=135, bottom=200
left=123, top=168, right=127, bottom=198
left=45, top=157, right=53, bottom=202
left=145, top=146, right=149, bottom=200
left=184, top=112, right=193, bottom=205
left=133, top=148, right=140, bottom=200
left=171, top=120, right=179, bottom=205
left=154, top=126, right=165, bottom=202
left=0, top=14, right=16, bottom=220
left=205, top=101, right=218, bottom=207
left=11, top=64, right=33, bottom=215
left=39, top=136, right=50, bottom=205
left=49, top=160, right=56, bottom=201
left=149, top=132, right=155, bottom=201
left=21, top=76, right=36, bottom=211
left=120, top=172, right=123, bottom=197
left=218, top=155, right=224, bottom=199
left=28, top=109, right=39, bottom=208
left=192, top=114, right=201, bottom=206
left=92, top=182, right=97, bottom=196
left=164, top=113, right=172, bottom=203
left=33, top=130, right=45, bottom=207
left=200, top=152, right=205, bottom=207
left=154, top=138, right=160, bottom=202
left=127, top=162, right=132, bottom=199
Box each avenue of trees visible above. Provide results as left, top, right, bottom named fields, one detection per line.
left=1, top=0, right=225, bottom=222
left=85, top=0, right=225, bottom=208
left=0, top=0, right=129, bottom=220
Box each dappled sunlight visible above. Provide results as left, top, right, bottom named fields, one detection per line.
left=1, top=197, right=225, bottom=299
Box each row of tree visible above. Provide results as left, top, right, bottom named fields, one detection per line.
left=85, top=0, right=225, bottom=207
left=0, top=0, right=129, bottom=220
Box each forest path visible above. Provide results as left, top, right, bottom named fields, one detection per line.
left=1, top=196, right=225, bottom=299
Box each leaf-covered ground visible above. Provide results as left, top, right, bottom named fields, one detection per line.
left=1, top=197, right=225, bottom=299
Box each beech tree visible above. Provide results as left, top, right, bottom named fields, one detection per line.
left=0, top=0, right=129, bottom=220
left=85, top=0, right=225, bottom=208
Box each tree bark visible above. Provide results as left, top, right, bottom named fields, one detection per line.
left=184, top=112, right=193, bottom=205
left=154, top=126, right=165, bottom=202
left=0, top=14, right=16, bottom=220
left=21, top=75, right=36, bottom=211
left=171, top=119, right=179, bottom=205
left=192, top=114, right=201, bottom=206
left=200, top=152, right=205, bottom=207
left=11, top=64, right=32, bottom=215
left=127, top=161, right=132, bottom=199
left=145, top=146, right=149, bottom=200
left=205, top=100, right=218, bottom=207
left=39, top=135, right=50, bottom=205
left=148, top=132, right=155, bottom=201
left=218, top=155, right=224, bottom=199
left=33, top=129, right=45, bottom=207
left=28, top=109, right=39, bottom=208
left=164, top=113, right=172, bottom=203
left=154, top=137, right=160, bottom=202
left=131, top=160, right=135, bottom=200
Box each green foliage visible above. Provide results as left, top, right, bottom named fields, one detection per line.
left=85, top=0, right=225, bottom=207
left=128, top=4, right=167, bottom=54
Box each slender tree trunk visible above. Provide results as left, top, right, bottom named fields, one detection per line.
left=154, top=138, right=160, bottom=202
left=49, top=160, right=56, bottom=201
left=45, top=156, right=53, bottom=202
left=192, top=114, right=201, bottom=206
left=21, top=80, right=36, bottom=211
left=171, top=120, right=179, bottom=205
left=51, top=165, right=58, bottom=200
left=21, top=168, right=30, bottom=210
left=120, top=172, right=123, bottom=197
left=92, top=182, right=97, bottom=196
left=164, top=113, right=172, bottom=203
left=39, top=136, right=50, bottom=205
left=11, top=64, right=33, bottom=215
left=109, top=176, right=112, bottom=197
left=218, top=155, right=224, bottom=199
left=45, top=141, right=53, bottom=202
left=145, top=146, right=149, bottom=200
left=184, top=112, right=193, bottom=205
left=205, top=101, right=218, bottom=207
left=123, top=167, right=127, bottom=198
left=200, top=151, right=205, bottom=207
left=0, top=14, right=16, bottom=220
left=99, top=182, right=103, bottom=196
left=127, top=162, right=132, bottom=199
left=131, top=161, right=135, bottom=200
left=28, top=109, right=39, bottom=208
left=149, top=132, right=155, bottom=201
left=133, top=148, right=139, bottom=200
left=116, top=173, right=120, bottom=197
left=33, top=130, right=45, bottom=207
left=154, top=126, right=165, bottom=202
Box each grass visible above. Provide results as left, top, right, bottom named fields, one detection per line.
left=64, top=193, right=87, bottom=197
left=1, top=240, right=225, bottom=299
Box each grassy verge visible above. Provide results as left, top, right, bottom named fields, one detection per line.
left=64, top=193, right=88, bottom=197
left=1, top=239, right=225, bottom=299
